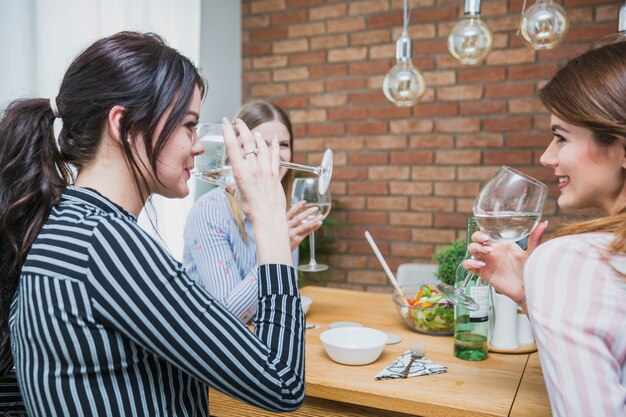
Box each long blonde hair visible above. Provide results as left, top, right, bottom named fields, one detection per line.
left=227, top=100, right=295, bottom=242
left=538, top=40, right=626, bottom=259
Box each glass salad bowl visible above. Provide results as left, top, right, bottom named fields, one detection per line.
left=392, top=284, right=454, bottom=336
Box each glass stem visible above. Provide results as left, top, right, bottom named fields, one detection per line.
left=308, top=231, right=318, bottom=266
left=280, top=161, right=318, bottom=175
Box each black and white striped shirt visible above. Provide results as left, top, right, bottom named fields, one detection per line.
left=7, top=187, right=305, bottom=416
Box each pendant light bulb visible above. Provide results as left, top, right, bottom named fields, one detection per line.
left=382, top=33, right=426, bottom=107
left=448, top=0, right=493, bottom=65
left=519, top=0, right=569, bottom=50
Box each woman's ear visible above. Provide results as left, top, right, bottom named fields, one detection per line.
left=106, top=105, right=127, bottom=146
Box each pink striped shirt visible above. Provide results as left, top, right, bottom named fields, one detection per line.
left=525, top=232, right=626, bottom=417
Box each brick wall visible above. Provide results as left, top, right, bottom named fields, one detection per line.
left=241, top=0, right=621, bottom=291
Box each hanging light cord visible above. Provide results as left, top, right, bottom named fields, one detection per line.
left=403, top=0, right=413, bottom=35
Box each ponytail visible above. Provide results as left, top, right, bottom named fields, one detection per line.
left=0, top=98, right=71, bottom=360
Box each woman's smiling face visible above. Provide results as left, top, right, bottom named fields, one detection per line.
left=539, top=115, right=626, bottom=214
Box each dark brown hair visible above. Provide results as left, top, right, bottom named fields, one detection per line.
left=227, top=100, right=295, bottom=241
left=0, top=31, right=206, bottom=358
left=538, top=39, right=626, bottom=256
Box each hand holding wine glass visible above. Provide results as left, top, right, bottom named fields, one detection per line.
left=437, top=166, right=548, bottom=311
left=291, top=177, right=331, bottom=272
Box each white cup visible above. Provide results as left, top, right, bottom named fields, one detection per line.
left=490, top=293, right=520, bottom=350
left=516, top=311, right=534, bottom=344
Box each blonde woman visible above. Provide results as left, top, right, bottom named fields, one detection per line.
left=465, top=40, right=626, bottom=417
left=183, top=100, right=322, bottom=322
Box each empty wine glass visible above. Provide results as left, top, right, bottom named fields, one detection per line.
left=292, top=177, right=332, bottom=272
left=191, top=123, right=334, bottom=194
left=437, top=166, right=548, bottom=311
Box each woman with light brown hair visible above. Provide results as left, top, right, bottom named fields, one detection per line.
left=183, top=100, right=322, bottom=322
left=465, top=39, right=626, bottom=417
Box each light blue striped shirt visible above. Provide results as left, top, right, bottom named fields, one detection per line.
left=183, top=187, right=298, bottom=322
left=7, top=187, right=305, bottom=416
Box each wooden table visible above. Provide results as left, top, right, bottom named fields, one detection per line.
left=209, top=286, right=551, bottom=417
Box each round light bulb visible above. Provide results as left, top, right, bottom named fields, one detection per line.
left=382, top=59, right=426, bottom=107
left=383, top=33, right=426, bottom=106
left=519, top=0, right=569, bottom=50
left=448, top=16, right=493, bottom=65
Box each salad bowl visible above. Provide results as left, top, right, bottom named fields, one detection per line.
left=392, top=284, right=454, bottom=336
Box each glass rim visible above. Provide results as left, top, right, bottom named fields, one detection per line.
left=499, top=165, right=548, bottom=190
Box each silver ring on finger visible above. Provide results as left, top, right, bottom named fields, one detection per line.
left=244, top=149, right=258, bottom=158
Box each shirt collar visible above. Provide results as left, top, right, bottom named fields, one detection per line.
left=61, top=186, right=136, bottom=221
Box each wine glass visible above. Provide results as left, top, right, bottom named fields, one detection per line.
left=191, top=123, right=334, bottom=194
left=291, top=177, right=332, bottom=272
left=437, top=166, right=548, bottom=311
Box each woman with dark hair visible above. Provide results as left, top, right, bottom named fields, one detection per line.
left=0, top=32, right=305, bottom=416
left=183, top=100, right=322, bottom=322
left=465, top=40, right=626, bottom=416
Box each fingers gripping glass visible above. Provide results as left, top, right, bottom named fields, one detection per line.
left=436, top=166, right=548, bottom=311
left=191, top=123, right=334, bottom=194
left=291, top=178, right=332, bottom=272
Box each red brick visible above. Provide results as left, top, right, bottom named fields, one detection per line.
left=460, top=101, right=507, bottom=115
left=411, top=167, right=455, bottom=181
left=389, top=212, right=432, bottom=227
left=596, top=4, right=622, bottom=21
left=458, top=67, right=506, bottom=83
left=508, top=97, right=546, bottom=114
left=288, top=22, right=326, bottom=37
left=506, top=133, right=550, bottom=148
left=271, top=10, right=307, bottom=25
left=389, top=181, right=432, bottom=195
left=288, top=80, right=325, bottom=94
left=327, top=78, right=367, bottom=91
left=411, top=38, right=449, bottom=54
left=310, top=64, right=348, bottom=78
left=487, top=48, right=536, bottom=65
left=390, top=119, right=434, bottom=134
left=287, top=0, right=325, bottom=7
left=348, top=122, right=389, bottom=135
left=485, top=83, right=536, bottom=98
left=251, top=0, right=286, bottom=14
left=366, top=135, right=408, bottom=150
left=348, top=182, right=389, bottom=195
left=308, top=123, right=346, bottom=137
left=435, top=118, right=480, bottom=133
left=349, top=0, right=390, bottom=15
left=390, top=151, right=433, bottom=165
left=438, top=85, right=483, bottom=101
left=289, top=51, right=326, bottom=66
left=390, top=242, right=434, bottom=258
left=434, top=213, right=471, bottom=229
left=329, top=254, right=367, bottom=269
left=253, top=56, right=288, bottom=69
left=310, top=94, right=348, bottom=107
left=242, top=15, right=270, bottom=29
left=414, top=103, right=458, bottom=117
left=484, top=150, right=533, bottom=165
left=243, top=44, right=272, bottom=57
left=410, top=6, right=457, bottom=22
left=350, top=29, right=391, bottom=46
left=325, top=137, right=365, bottom=150
left=483, top=117, right=533, bottom=131
left=273, top=67, right=309, bottom=81
left=310, top=4, right=347, bottom=20
left=367, top=11, right=404, bottom=29
left=311, top=34, right=348, bottom=50
left=348, top=152, right=388, bottom=165
left=488, top=15, right=521, bottom=32
left=273, top=96, right=308, bottom=109
left=333, top=166, right=367, bottom=180
left=410, top=198, right=455, bottom=213
left=350, top=91, right=389, bottom=105
left=329, top=47, right=368, bottom=62
left=243, top=71, right=271, bottom=83
left=251, top=83, right=286, bottom=96
left=329, top=108, right=368, bottom=120
left=409, top=135, right=454, bottom=148
left=508, top=63, right=559, bottom=80
left=435, top=182, right=481, bottom=197
left=436, top=150, right=481, bottom=165
left=289, top=109, right=327, bottom=123
left=368, top=166, right=410, bottom=180
left=349, top=61, right=391, bottom=76
left=328, top=17, right=366, bottom=33
left=456, top=133, right=504, bottom=148
left=273, top=39, right=309, bottom=54
left=333, top=196, right=366, bottom=210
left=536, top=43, right=593, bottom=61
left=367, top=196, right=409, bottom=210
left=457, top=166, right=502, bottom=181
left=250, top=27, right=288, bottom=42
left=368, top=106, right=412, bottom=119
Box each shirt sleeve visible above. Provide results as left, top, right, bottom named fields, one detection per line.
left=86, top=217, right=305, bottom=412
left=184, top=198, right=259, bottom=322
left=524, top=235, right=626, bottom=417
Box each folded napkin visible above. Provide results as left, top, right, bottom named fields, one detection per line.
left=375, top=349, right=447, bottom=380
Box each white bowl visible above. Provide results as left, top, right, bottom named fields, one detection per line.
left=301, top=296, right=312, bottom=315
left=320, top=327, right=387, bottom=365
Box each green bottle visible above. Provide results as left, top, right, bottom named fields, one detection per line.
left=453, top=217, right=490, bottom=361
